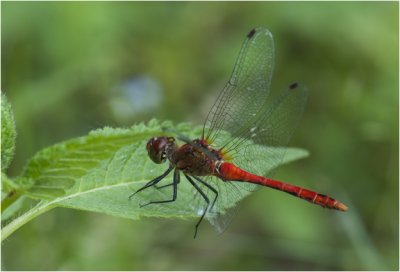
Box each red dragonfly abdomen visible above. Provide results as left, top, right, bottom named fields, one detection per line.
left=217, top=162, right=348, bottom=211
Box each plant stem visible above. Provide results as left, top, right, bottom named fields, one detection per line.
left=1, top=201, right=55, bottom=242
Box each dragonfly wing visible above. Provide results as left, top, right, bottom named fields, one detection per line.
left=195, top=28, right=308, bottom=232
left=203, top=27, right=275, bottom=148
left=230, top=83, right=308, bottom=185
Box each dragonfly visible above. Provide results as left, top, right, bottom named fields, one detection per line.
left=130, top=27, right=348, bottom=237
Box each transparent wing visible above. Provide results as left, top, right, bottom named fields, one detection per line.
left=199, top=28, right=309, bottom=232
left=203, top=27, right=275, bottom=148
left=201, top=84, right=308, bottom=232
left=229, top=83, right=308, bottom=179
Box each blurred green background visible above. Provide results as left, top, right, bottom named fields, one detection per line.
left=1, top=2, right=398, bottom=270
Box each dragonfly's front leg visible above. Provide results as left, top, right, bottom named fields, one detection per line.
left=138, top=169, right=180, bottom=208
left=154, top=176, right=181, bottom=189
left=128, top=165, right=174, bottom=200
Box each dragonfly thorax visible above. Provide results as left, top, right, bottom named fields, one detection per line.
left=146, top=136, right=177, bottom=164
left=169, top=139, right=223, bottom=176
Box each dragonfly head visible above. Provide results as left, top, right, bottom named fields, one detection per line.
left=146, top=136, right=176, bottom=164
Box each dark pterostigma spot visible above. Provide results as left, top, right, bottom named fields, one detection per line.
left=289, top=82, right=299, bottom=90
left=247, top=28, right=256, bottom=38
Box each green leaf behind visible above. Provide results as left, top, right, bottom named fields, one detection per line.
left=16, top=119, right=309, bottom=221
left=1, top=92, right=17, bottom=171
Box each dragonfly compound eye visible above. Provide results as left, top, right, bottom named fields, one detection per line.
left=146, top=137, right=170, bottom=164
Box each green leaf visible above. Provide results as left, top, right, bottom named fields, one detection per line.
left=2, top=119, right=309, bottom=240
left=1, top=92, right=17, bottom=171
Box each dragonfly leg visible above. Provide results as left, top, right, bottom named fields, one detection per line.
left=139, top=169, right=180, bottom=207
left=191, top=176, right=218, bottom=213
left=184, top=174, right=209, bottom=239
left=155, top=176, right=181, bottom=189
left=128, top=165, right=174, bottom=200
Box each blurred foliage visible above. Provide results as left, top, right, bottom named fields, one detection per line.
left=1, top=1, right=398, bottom=270
left=1, top=92, right=16, bottom=171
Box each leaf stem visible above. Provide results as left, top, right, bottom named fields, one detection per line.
left=1, top=201, right=55, bottom=242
